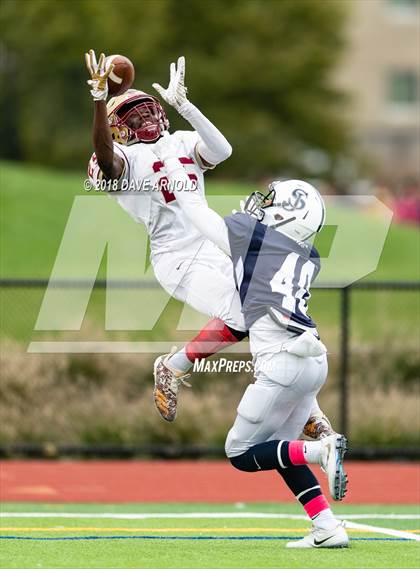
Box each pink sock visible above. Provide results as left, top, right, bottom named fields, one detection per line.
left=304, top=495, right=330, bottom=519
left=288, top=441, right=306, bottom=465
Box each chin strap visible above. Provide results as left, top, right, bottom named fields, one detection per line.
left=271, top=216, right=296, bottom=230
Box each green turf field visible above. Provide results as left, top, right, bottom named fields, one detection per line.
left=1, top=503, right=419, bottom=569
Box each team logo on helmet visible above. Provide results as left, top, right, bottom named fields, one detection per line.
left=109, top=125, right=130, bottom=145
left=281, top=188, right=308, bottom=211
left=243, top=180, right=325, bottom=242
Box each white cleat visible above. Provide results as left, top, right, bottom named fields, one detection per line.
left=286, top=521, right=349, bottom=549
left=319, top=434, right=348, bottom=501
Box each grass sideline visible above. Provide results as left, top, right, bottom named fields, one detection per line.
left=0, top=503, right=419, bottom=569
left=1, top=160, right=419, bottom=279
left=1, top=160, right=419, bottom=344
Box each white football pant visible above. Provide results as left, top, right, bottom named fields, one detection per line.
left=225, top=315, right=328, bottom=458
left=153, top=240, right=246, bottom=332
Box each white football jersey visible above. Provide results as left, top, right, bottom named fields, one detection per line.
left=87, top=130, right=208, bottom=261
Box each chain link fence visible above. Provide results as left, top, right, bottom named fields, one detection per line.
left=1, top=279, right=419, bottom=458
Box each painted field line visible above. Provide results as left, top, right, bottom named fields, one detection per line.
left=0, top=527, right=310, bottom=533
left=1, top=513, right=419, bottom=541
left=345, top=521, right=420, bottom=542
left=1, top=512, right=419, bottom=520
left=0, top=536, right=415, bottom=542
left=0, top=527, right=418, bottom=534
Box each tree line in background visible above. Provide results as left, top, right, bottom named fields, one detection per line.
left=0, top=0, right=350, bottom=180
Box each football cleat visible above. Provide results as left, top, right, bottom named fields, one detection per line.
left=153, top=349, right=191, bottom=422
left=302, top=413, right=336, bottom=441
left=286, top=521, right=349, bottom=548
left=319, top=434, right=348, bottom=501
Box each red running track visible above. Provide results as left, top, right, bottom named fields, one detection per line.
left=0, top=461, right=419, bottom=504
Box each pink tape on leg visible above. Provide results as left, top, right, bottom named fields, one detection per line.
left=288, top=441, right=306, bottom=465
left=304, top=495, right=330, bottom=519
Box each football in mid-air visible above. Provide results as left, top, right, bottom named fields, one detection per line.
left=105, top=54, right=135, bottom=97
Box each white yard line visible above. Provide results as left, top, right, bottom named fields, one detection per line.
left=1, top=512, right=419, bottom=520
left=344, top=521, right=420, bottom=542
left=1, top=512, right=419, bottom=541
left=0, top=513, right=307, bottom=520
left=340, top=514, right=420, bottom=520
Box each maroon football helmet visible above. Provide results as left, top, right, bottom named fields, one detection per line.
left=107, top=89, right=169, bottom=145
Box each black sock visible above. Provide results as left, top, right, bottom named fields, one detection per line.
left=230, top=440, right=298, bottom=472
left=230, top=443, right=322, bottom=507
left=277, top=465, right=322, bottom=506
left=230, top=441, right=280, bottom=471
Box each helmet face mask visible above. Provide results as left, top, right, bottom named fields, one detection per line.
left=244, top=189, right=275, bottom=222
left=107, top=90, right=169, bottom=145
left=243, top=180, right=326, bottom=243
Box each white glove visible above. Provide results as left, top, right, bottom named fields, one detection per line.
left=154, top=55, right=232, bottom=167
left=153, top=56, right=189, bottom=113
left=85, top=49, right=114, bottom=102
left=232, top=198, right=247, bottom=215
